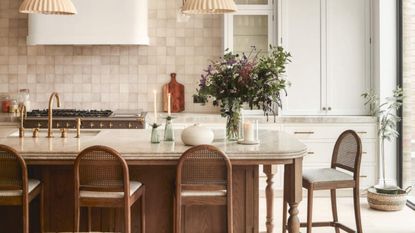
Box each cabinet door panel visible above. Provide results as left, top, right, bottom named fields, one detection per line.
left=281, top=0, right=324, bottom=115
left=326, top=0, right=371, bottom=115
left=233, top=15, right=269, bottom=54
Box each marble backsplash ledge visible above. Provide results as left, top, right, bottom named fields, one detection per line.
left=0, top=0, right=222, bottom=113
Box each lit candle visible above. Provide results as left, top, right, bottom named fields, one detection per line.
left=243, top=121, right=254, bottom=142
left=153, top=90, right=157, bottom=123
left=167, top=93, right=171, bottom=116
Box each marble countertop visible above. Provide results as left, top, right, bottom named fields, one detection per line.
left=0, top=127, right=307, bottom=164
left=154, top=112, right=376, bottom=124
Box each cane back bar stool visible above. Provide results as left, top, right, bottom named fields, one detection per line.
left=74, top=145, right=145, bottom=233
left=0, top=144, right=43, bottom=233
left=283, top=130, right=363, bottom=233
left=174, top=145, right=233, bottom=233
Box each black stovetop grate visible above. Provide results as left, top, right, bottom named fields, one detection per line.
left=27, top=109, right=113, bottom=118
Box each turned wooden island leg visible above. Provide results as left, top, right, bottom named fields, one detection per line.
left=263, top=165, right=278, bottom=233
left=284, top=158, right=303, bottom=233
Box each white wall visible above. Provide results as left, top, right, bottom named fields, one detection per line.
left=372, top=0, right=398, bottom=185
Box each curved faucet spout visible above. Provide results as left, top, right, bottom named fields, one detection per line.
left=47, top=92, right=61, bottom=138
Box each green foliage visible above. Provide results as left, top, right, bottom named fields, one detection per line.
left=362, top=87, right=404, bottom=141
left=194, top=45, right=292, bottom=121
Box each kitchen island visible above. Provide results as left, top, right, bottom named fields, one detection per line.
left=0, top=128, right=307, bottom=233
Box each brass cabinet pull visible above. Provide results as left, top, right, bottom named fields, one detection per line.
left=362, top=152, right=367, bottom=154
left=294, top=131, right=315, bottom=134
left=307, top=152, right=315, bottom=155
left=357, top=131, right=367, bottom=134
left=360, top=175, right=368, bottom=178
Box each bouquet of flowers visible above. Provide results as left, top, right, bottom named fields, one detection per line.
left=195, top=45, right=292, bottom=140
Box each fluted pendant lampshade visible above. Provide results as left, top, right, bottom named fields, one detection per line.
left=19, top=0, right=77, bottom=15
left=182, top=0, right=237, bottom=14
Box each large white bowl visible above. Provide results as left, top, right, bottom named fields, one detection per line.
left=181, top=124, right=214, bottom=146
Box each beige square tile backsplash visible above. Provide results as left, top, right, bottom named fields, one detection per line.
left=0, top=0, right=222, bottom=112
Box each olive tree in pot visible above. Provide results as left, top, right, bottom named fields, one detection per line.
left=362, top=87, right=404, bottom=193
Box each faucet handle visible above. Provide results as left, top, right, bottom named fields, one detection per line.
left=60, top=128, right=67, bottom=138
left=32, top=128, right=39, bottom=138
left=76, top=118, right=81, bottom=138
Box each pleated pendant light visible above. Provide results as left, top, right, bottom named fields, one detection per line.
left=19, top=0, right=77, bottom=15
left=182, top=0, right=237, bottom=14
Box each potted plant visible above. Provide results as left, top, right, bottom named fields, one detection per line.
left=362, top=87, right=412, bottom=211
left=363, top=87, right=403, bottom=192
left=194, top=46, right=291, bottom=140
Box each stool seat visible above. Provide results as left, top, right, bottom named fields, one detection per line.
left=0, top=144, right=43, bottom=233
left=80, top=181, right=142, bottom=199
left=303, top=168, right=353, bottom=184
left=0, top=179, right=41, bottom=197
left=182, top=190, right=227, bottom=197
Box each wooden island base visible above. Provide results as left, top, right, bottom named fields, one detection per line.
left=0, top=165, right=259, bottom=233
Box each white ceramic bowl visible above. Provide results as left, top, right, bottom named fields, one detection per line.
left=181, top=124, right=214, bottom=146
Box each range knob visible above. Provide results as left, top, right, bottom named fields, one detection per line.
left=89, top=122, right=95, bottom=128
left=109, top=122, right=113, bottom=128
left=128, top=123, right=132, bottom=128
left=66, top=122, right=70, bottom=128
left=56, top=122, right=60, bottom=128
left=99, top=122, right=104, bottom=128
left=37, top=123, right=42, bottom=128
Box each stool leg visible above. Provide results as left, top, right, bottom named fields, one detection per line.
left=176, top=198, right=182, bottom=233
left=40, top=185, right=44, bottom=233
left=306, top=188, right=313, bottom=233
left=282, top=192, right=287, bottom=233
left=87, top=207, right=92, bottom=232
left=124, top=203, right=131, bottom=233
left=74, top=200, right=80, bottom=232
left=353, top=188, right=363, bottom=233
left=330, top=189, right=340, bottom=233
left=23, top=197, right=29, bottom=233
left=141, top=190, right=146, bottom=233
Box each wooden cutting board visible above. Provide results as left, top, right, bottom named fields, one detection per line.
left=163, top=73, right=185, bottom=113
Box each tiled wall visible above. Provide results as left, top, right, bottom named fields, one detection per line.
left=0, top=0, right=223, bottom=112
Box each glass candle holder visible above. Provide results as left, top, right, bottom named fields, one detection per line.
left=164, top=116, right=175, bottom=141
left=150, top=123, right=161, bottom=144
left=240, top=119, right=259, bottom=143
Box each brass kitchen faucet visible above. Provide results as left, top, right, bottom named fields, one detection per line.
left=47, top=92, right=61, bottom=138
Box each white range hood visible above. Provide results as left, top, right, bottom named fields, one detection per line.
left=27, top=0, right=149, bottom=45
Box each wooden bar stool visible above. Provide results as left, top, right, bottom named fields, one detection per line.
left=282, top=130, right=363, bottom=233
left=74, top=145, right=145, bottom=233
left=174, top=145, right=233, bottom=233
left=0, top=144, right=43, bottom=233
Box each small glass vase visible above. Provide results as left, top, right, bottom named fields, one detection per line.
left=164, top=116, right=174, bottom=141
left=150, top=123, right=160, bottom=144
left=226, top=110, right=241, bottom=141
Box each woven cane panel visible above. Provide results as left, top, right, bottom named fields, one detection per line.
left=335, top=133, right=358, bottom=170
left=79, top=151, right=123, bottom=189
left=182, top=149, right=227, bottom=185
left=0, top=151, right=22, bottom=188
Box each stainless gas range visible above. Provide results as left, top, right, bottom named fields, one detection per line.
left=24, top=109, right=147, bottom=129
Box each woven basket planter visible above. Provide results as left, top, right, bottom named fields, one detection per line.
left=367, top=187, right=411, bottom=211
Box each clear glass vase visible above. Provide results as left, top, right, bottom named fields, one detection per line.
left=226, top=109, right=241, bottom=141
left=151, top=124, right=160, bottom=144
left=164, top=117, right=174, bottom=141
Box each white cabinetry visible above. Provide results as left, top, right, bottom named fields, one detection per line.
left=224, top=0, right=276, bottom=54
left=280, top=0, right=371, bottom=116
left=282, top=122, right=378, bottom=190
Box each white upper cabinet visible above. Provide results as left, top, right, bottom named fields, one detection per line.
left=280, top=0, right=371, bottom=116
left=280, top=0, right=323, bottom=115
left=326, top=0, right=371, bottom=115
